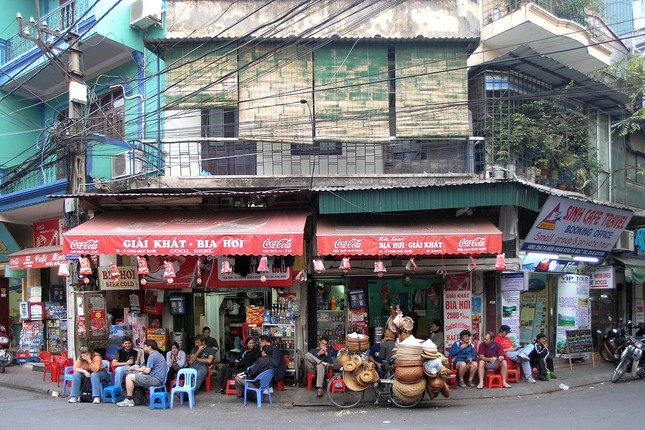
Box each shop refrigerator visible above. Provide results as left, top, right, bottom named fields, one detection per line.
left=18, top=321, right=45, bottom=362
left=45, top=302, right=68, bottom=354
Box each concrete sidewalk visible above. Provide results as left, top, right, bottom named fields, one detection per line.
left=0, top=356, right=618, bottom=407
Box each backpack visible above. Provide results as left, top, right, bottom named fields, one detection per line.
left=133, top=386, right=148, bottom=406
left=79, top=376, right=93, bottom=403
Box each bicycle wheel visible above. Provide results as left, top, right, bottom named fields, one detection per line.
left=327, top=374, right=364, bottom=409
left=388, top=388, right=423, bottom=408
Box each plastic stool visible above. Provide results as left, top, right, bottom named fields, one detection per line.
left=149, top=391, right=169, bottom=410
left=330, top=378, right=346, bottom=394
left=225, top=379, right=237, bottom=395
left=486, top=374, right=503, bottom=388
left=276, top=379, right=284, bottom=392
left=506, top=368, right=520, bottom=383
left=307, top=369, right=333, bottom=391
left=102, top=385, right=124, bottom=403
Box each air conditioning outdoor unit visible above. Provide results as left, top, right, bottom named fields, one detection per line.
left=130, top=0, right=163, bottom=30
left=111, top=151, right=143, bottom=179
left=613, top=230, right=635, bottom=252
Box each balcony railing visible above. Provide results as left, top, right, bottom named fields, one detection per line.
left=483, top=0, right=613, bottom=43
left=6, top=0, right=91, bottom=63
left=158, top=139, right=480, bottom=178
left=1, top=161, right=62, bottom=195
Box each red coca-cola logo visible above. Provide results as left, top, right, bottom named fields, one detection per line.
left=70, top=239, right=99, bottom=250
left=262, top=238, right=293, bottom=249
left=459, top=237, right=486, bottom=247
left=334, top=238, right=362, bottom=249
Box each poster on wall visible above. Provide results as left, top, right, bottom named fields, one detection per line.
left=556, top=274, right=590, bottom=358
left=532, top=291, right=548, bottom=341
left=501, top=290, right=521, bottom=344
left=33, top=218, right=65, bottom=247
left=443, top=273, right=472, bottom=351
left=519, top=292, right=536, bottom=344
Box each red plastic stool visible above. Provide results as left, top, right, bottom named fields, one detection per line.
left=307, top=369, right=333, bottom=391
left=486, top=373, right=503, bottom=388
left=330, top=378, right=346, bottom=394
left=225, top=379, right=237, bottom=395
left=276, top=379, right=284, bottom=392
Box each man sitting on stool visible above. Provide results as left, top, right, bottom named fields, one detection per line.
left=304, top=336, right=332, bottom=397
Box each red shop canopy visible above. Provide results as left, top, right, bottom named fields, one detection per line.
left=8, top=245, right=67, bottom=269
left=316, top=216, right=502, bottom=256
left=63, top=210, right=308, bottom=256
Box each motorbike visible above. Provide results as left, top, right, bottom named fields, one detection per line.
left=611, top=333, right=645, bottom=383
left=598, top=317, right=629, bottom=362
left=0, top=324, right=14, bottom=373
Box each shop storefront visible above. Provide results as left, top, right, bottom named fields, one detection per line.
left=58, top=209, right=308, bottom=363
left=310, top=213, right=503, bottom=353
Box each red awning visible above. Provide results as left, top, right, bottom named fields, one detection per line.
left=316, top=216, right=502, bottom=256
left=8, top=245, right=67, bottom=269
left=63, top=210, right=308, bottom=256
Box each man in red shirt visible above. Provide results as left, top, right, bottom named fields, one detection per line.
left=494, top=325, right=536, bottom=383
left=477, top=331, right=510, bottom=388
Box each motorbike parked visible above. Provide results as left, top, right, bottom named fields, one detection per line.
left=611, top=333, right=645, bottom=383
left=0, top=324, right=14, bottom=373
left=598, top=317, right=629, bottom=363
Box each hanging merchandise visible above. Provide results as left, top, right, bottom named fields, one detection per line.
left=495, top=253, right=507, bottom=271
left=257, top=256, right=268, bottom=272
left=57, top=262, right=70, bottom=278
left=374, top=261, right=386, bottom=277
left=221, top=260, right=232, bottom=274
left=295, top=270, right=307, bottom=282
left=79, top=257, right=92, bottom=275
left=405, top=258, right=418, bottom=272
left=339, top=257, right=351, bottom=273
left=163, top=260, right=176, bottom=284
left=137, top=256, right=150, bottom=275
left=195, top=260, right=202, bottom=285
left=109, top=261, right=120, bottom=279
left=313, top=259, right=325, bottom=273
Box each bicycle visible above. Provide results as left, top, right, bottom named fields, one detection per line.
left=326, top=365, right=424, bottom=409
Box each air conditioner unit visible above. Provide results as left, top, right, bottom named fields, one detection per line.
left=613, top=230, right=635, bottom=252
left=130, top=0, right=163, bottom=30
left=111, top=151, right=143, bottom=179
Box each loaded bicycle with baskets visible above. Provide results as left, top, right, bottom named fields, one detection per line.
left=327, top=307, right=453, bottom=409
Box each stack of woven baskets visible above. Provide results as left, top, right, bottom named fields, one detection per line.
left=391, top=335, right=426, bottom=405
left=346, top=332, right=370, bottom=353
left=341, top=354, right=379, bottom=391
left=420, top=339, right=451, bottom=399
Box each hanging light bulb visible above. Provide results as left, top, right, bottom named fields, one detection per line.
left=260, top=275, right=267, bottom=282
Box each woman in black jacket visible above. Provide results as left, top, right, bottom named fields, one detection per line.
left=529, top=333, right=557, bottom=380
left=218, top=337, right=260, bottom=393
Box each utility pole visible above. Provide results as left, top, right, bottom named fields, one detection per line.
left=17, top=4, right=87, bottom=356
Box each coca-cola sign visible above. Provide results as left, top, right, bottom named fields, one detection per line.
left=70, top=239, right=99, bottom=252
left=262, top=238, right=293, bottom=249
left=334, top=238, right=362, bottom=249
left=458, top=237, right=486, bottom=248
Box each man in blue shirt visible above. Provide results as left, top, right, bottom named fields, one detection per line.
left=304, top=337, right=332, bottom=397
left=117, top=339, right=169, bottom=407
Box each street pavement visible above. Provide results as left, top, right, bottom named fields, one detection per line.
left=0, top=355, right=619, bottom=408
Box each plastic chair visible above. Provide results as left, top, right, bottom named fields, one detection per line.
left=307, top=367, right=333, bottom=391
left=38, top=351, right=54, bottom=382
left=505, top=358, right=520, bottom=383
left=55, top=357, right=74, bottom=387
left=204, top=362, right=215, bottom=392
left=243, top=369, right=275, bottom=407
left=445, top=356, right=458, bottom=388
left=485, top=369, right=503, bottom=388
left=62, top=365, right=75, bottom=395
left=170, top=368, right=197, bottom=409
left=149, top=368, right=170, bottom=410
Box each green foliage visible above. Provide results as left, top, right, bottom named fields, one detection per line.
left=490, top=100, right=601, bottom=177
left=607, top=55, right=645, bottom=136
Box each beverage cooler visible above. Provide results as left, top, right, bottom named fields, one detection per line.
left=315, top=280, right=348, bottom=348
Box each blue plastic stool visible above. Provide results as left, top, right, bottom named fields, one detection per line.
left=149, top=391, right=169, bottom=410
left=102, top=385, right=124, bottom=403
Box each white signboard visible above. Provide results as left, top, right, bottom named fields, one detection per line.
left=555, top=274, right=590, bottom=358
left=521, top=196, right=632, bottom=258
left=589, top=266, right=615, bottom=289
left=443, top=273, right=472, bottom=351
